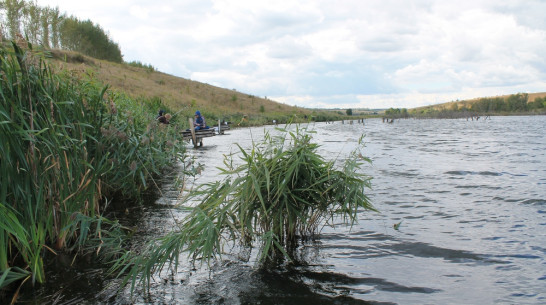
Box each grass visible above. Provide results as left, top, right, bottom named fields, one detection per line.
left=0, top=40, right=186, bottom=301
left=47, top=49, right=347, bottom=125
left=48, top=50, right=546, bottom=123
left=113, top=124, right=376, bottom=294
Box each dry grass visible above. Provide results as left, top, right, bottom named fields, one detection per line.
left=48, top=49, right=311, bottom=120
left=528, top=92, right=546, bottom=100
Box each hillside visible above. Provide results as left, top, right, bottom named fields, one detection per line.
left=47, top=50, right=544, bottom=122
left=412, top=92, right=546, bottom=113
left=48, top=49, right=339, bottom=125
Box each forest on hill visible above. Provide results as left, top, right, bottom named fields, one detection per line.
left=0, top=0, right=122, bottom=62
left=380, top=92, right=546, bottom=119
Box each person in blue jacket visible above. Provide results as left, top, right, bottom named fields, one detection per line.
left=193, top=110, right=208, bottom=130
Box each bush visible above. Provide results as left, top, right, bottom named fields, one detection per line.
left=114, top=125, right=376, bottom=291
left=0, top=41, right=185, bottom=294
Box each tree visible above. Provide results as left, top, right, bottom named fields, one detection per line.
left=49, top=7, right=61, bottom=48
left=40, top=6, right=50, bottom=47
left=1, top=2, right=122, bottom=62
left=22, top=1, right=41, bottom=44
left=3, top=0, right=25, bottom=39
left=60, top=16, right=123, bottom=62
left=506, top=93, right=528, bottom=112
left=346, top=108, right=353, bottom=116
left=529, top=97, right=546, bottom=110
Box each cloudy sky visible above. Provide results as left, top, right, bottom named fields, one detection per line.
left=36, top=0, right=546, bottom=109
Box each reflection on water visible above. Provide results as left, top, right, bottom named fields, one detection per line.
left=19, top=116, right=546, bottom=304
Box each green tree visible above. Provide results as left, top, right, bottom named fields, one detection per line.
left=40, top=6, right=51, bottom=47
left=472, top=98, right=490, bottom=113
left=346, top=108, right=353, bottom=116
left=49, top=6, right=61, bottom=48
left=385, top=108, right=401, bottom=116
left=529, top=97, right=546, bottom=110
left=3, top=0, right=25, bottom=39
left=60, top=16, right=123, bottom=62
left=506, top=93, right=528, bottom=112
left=490, top=97, right=506, bottom=112
left=22, top=1, right=41, bottom=44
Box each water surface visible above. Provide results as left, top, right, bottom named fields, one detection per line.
left=19, top=116, right=546, bottom=304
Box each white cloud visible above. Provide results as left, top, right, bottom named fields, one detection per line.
left=129, top=5, right=148, bottom=20
left=35, top=0, right=546, bottom=109
left=266, top=36, right=312, bottom=60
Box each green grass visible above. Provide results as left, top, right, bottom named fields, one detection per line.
left=113, top=124, right=376, bottom=293
left=0, top=40, right=186, bottom=298
left=48, top=49, right=349, bottom=124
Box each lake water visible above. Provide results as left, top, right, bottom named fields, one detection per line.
left=19, top=116, right=546, bottom=304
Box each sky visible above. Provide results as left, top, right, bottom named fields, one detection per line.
left=35, top=0, right=546, bottom=109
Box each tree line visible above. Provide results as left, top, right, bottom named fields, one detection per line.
left=460, top=93, right=546, bottom=113
left=381, top=93, right=546, bottom=119
left=0, top=0, right=122, bottom=62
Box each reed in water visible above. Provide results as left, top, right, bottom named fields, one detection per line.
left=0, top=40, right=185, bottom=301
left=114, top=124, right=376, bottom=293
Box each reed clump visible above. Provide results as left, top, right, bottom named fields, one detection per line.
left=115, top=125, right=375, bottom=292
left=0, top=41, right=185, bottom=296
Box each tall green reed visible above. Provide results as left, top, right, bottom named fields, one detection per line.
left=115, top=124, right=376, bottom=293
left=0, top=40, right=186, bottom=295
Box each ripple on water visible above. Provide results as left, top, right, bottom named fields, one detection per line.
left=444, top=170, right=503, bottom=176
left=22, top=117, right=546, bottom=304
left=455, top=184, right=502, bottom=190
left=521, top=199, right=546, bottom=206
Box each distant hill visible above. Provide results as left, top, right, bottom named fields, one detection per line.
left=411, top=92, right=546, bottom=112
left=47, top=50, right=544, bottom=122
left=48, top=49, right=341, bottom=124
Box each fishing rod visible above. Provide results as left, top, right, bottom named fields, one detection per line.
left=170, top=107, right=187, bottom=118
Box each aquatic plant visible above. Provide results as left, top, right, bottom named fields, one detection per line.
left=0, top=40, right=185, bottom=298
left=115, top=125, right=375, bottom=292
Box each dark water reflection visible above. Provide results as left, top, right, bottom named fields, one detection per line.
left=18, top=116, right=546, bottom=304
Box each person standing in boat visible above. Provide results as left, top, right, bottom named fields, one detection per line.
left=194, top=110, right=208, bottom=130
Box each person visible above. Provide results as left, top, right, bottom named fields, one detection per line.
left=157, top=109, right=165, bottom=119
left=164, top=113, right=171, bottom=124
left=157, top=109, right=170, bottom=124
left=193, top=110, right=208, bottom=130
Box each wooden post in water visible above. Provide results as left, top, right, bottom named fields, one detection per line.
left=188, top=118, right=197, bottom=147
left=218, top=119, right=221, bottom=135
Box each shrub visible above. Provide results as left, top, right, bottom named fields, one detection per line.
left=0, top=41, right=185, bottom=294
left=114, top=125, right=375, bottom=291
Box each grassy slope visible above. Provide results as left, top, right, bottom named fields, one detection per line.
left=48, top=50, right=544, bottom=118
left=412, top=92, right=546, bottom=113
left=48, top=49, right=324, bottom=123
